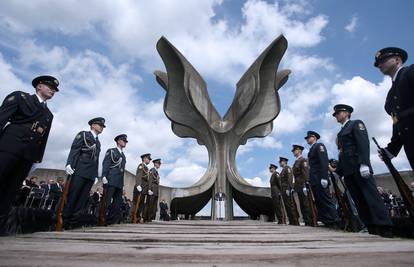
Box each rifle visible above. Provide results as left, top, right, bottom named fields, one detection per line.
left=55, top=175, right=71, bottom=231
left=305, top=183, right=318, bottom=226
left=279, top=193, right=287, bottom=224
left=131, top=192, right=142, bottom=224
left=373, top=137, right=414, bottom=218
left=329, top=170, right=353, bottom=231
left=98, top=184, right=108, bottom=226
left=289, top=189, right=300, bottom=225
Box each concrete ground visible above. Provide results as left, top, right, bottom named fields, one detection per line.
left=0, top=220, right=413, bottom=266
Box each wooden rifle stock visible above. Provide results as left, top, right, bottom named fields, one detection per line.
left=329, top=171, right=353, bottom=231
left=131, top=193, right=142, bottom=224
left=55, top=175, right=71, bottom=231
left=305, top=183, right=318, bottom=226
left=279, top=194, right=286, bottom=224
left=372, top=137, right=414, bottom=218
left=98, top=184, right=108, bottom=226
left=289, top=189, right=300, bottom=225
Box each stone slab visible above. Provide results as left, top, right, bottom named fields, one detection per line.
left=1, top=220, right=413, bottom=266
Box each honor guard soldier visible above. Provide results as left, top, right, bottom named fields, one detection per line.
left=144, top=158, right=161, bottom=222
left=332, top=104, right=392, bottom=237
left=305, top=131, right=340, bottom=228
left=0, top=75, right=58, bottom=235
left=279, top=157, right=299, bottom=225
left=269, top=163, right=285, bottom=224
left=374, top=47, right=414, bottom=171
left=64, top=117, right=105, bottom=222
left=131, top=153, right=151, bottom=223
left=291, top=145, right=313, bottom=226
left=101, top=134, right=127, bottom=224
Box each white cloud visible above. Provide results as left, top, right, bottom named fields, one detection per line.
left=0, top=0, right=329, bottom=85
left=0, top=53, right=26, bottom=95
left=345, top=15, right=358, bottom=33
left=244, top=176, right=268, bottom=187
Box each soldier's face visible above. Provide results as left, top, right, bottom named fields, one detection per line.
left=154, top=162, right=161, bottom=169
left=292, top=149, right=301, bottom=157
left=117, top=139, right=127, bottom=148
left=334, top=111, right=348, bottom=123
left=377, top=56, right=401, bottom=76
left=306, top=136, right=315, bottom=145
left=269, top=167, right=275, bottom=173
left=143, top=157, right=150, bottom=164
left=37, top=84, right=57, bottom=100
left=91, top=123, right=104, bottom=134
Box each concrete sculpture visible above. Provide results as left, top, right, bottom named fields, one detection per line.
left=154, top=35, right=290, bottom=220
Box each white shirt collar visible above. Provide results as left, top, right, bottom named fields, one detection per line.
left=296, top=155, right=302, bottom=160
left=117, top=146, right=123, bottom=154
left=392, top=66, right=403, bottom=82
left=341, top=119, right=350, bottom=127
left=90, top=130, right=98, bottom=139
left=35, top=93, right=46, bottom=104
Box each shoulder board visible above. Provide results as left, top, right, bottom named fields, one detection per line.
left=319, top=144, right=325, bottom=152
left=357, top=121, right=366, bottom=131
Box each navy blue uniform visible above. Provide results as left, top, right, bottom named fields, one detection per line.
left=102, top=147, right=126, bottom=224
left=64, top=131, right=101, bottom=218
left=308, top=142, right=339, bottom=225
left=337, top=120, right=392, bottom=229
left=384, top=64, right=414, bottom=171
left=0, top=91, right=53, bottom=219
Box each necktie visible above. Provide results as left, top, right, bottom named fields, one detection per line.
left=42, top=102, right=47, bottom=109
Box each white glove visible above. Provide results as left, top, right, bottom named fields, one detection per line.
left=65, top=165, right=74, bottom=175
left=148, top=190, right=154, bottom=196
left=378, top=148, right=394, bottom=161
left=102, top=177, right=108, bottom=184
left=136, top=185, right=142, bottom=192
left=360, top=164, right=371, bottom=178
left=94, top=177, right=98, bottom=184
left=321, top=179, right=328, bottom=188
left=285, top=189, right=290, bottom=196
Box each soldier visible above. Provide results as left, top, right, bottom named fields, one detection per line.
left=131, top=153, right=151, bottom=223
left=374, top=47, right=414, bottom=171
left=144, top=158, right=161, bottom=222
left=279, top=157, right=299, bottom=225
left=101, top=134, right=127, bottom=225
left=63, top=117, right=105, bottom=223
left=0, top=75, right=58, bottom=235
left=269, top=163, right=285, bottom=224
left=305, top=131, right=340, bottom=228
left=291, top=144, right=313, bottom=226
left=332, top=104, right=392, bottom=237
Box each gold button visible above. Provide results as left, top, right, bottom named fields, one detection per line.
left=396, top=106, right=400, bottom=109
left=394, top=96, right=398, bottom=99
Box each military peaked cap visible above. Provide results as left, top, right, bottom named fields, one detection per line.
left=374, top=47, right=407, bottom=67
left=32, top=75, right=59, bottom=91
left=88, top=117, right=106, bottom=127
left=114, top=134, right=128, bottom=142
left=332, top=104, right=354, bottom=116
left=304, top=131, right=320, bottom=140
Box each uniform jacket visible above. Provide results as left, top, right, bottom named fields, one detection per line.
left=0, top=91, right=53, bottom=162
left=102, top=147, right=126, bottom=189
left=307, top=142, right=329, bottom=185
left=135, top=163, right=149, bottom=194
left=280, top=166, right=293, bottom=191
left=66, top=131, right=101, bottom=180
left=269, top=171, right=282, bottom=197
left=336, top=120, right=372, bottom=177
left=384, top=64, right=414, bottom=156
left=149, top=167, right=160, bottom=196
left=292, top=157, right=309, bottom=188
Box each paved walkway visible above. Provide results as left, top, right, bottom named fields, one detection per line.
left=1, top=220, right=413, bottom=266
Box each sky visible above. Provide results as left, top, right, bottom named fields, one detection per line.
left=1, top=0, right=413, bottom=216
